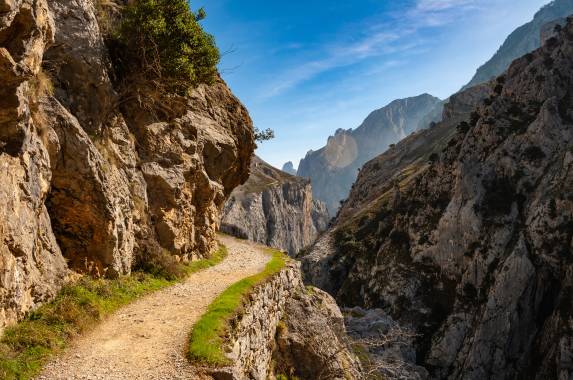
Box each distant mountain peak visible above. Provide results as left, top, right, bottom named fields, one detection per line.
left=281, top=161, right=297, bottom=175
left=297, top=93, right=442, bottom=214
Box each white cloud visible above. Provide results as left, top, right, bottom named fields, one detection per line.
left=409, top=0, right=481, bottom=27
left=330, top=31, right=401, bottom=57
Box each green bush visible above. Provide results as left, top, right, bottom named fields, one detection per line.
left=254, top=128, right=275, bottom=142
left=111, top=0, right=220, bottom=94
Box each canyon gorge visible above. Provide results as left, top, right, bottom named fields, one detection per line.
left=1, top=0, right=573, bottom=379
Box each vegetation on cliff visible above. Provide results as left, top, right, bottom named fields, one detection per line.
left=109, top=0, right=220, bottom=94
left=254, top=127, right=275, bottom=142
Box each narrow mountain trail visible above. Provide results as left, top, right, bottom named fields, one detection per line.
left=37, top=235, right=270, bottom=380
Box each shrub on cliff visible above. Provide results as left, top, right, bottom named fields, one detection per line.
left=254, top=127, right=275, bottom=142
left=110, top=0, right=220, bottom=95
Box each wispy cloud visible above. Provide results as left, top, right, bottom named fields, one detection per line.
left=415, top=0, right=476, bottom=12
left=409, top=0, right=480, bottom=27
left=263, top=34, right=416, bottom=99
left=261, top=0, right=481, bottom=99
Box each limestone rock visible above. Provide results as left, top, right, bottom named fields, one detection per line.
left=0, top=0, right=255, bottom=330
left=207, top=261, right=361, bottom=380
left=46, top=0, right=116, bottom=135
left=221, top=156, right=328, bottom=256
left=125, top=77, right=255, bottom=258
left=0, top=0, right=67, bottom=330
left=43, top=98, right=134, bottom=276
left=273, top=287, right=362, bottom=380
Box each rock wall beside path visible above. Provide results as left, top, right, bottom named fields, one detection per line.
left=206, top=260, right=361, bottom=380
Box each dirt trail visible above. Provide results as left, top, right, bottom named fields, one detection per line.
left=37, top=235, right=270, bottom=380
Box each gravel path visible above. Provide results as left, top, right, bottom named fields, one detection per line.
left=37, top=235, right=270, bottom=380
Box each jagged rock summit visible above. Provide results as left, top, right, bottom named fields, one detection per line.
left=221, top=156, right=329, bottom=256
left=297, top=93, right=442, bottom=214
left=281, top=161, right=297, bottom=175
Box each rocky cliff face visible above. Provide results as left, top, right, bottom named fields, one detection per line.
left=302, top=18, right=573, bottom=379
left=465, top=0, right=573, bottom=89
left=0, top=0, right=254, bottom=330
left=297, top=94, right=442, bottom=214
left=221, top=156, right=328, bottom=256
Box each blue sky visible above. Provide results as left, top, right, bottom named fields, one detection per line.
left=197, top=0, right=551, bottom=169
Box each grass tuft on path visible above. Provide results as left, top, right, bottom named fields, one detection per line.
left=187, top=247, right=287, bottom=366
left=0, top=245, right=228, bottom=380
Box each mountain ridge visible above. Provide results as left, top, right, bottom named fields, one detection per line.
left=297, top=93, right=442, bottom=214
left=464, top=0, right=573, bottom=89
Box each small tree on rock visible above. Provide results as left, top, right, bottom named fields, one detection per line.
left=254, top=128, right=275, bottom=142
left=111, top=0, right=220, bottom=95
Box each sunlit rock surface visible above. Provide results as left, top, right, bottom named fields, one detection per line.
left=0, top=0, right=255, bottom=330
left=297, top=94, right=442, bottom=214
left=221, top=156, right=328, bottom=256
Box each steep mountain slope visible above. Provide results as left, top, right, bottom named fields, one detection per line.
left=297, top=94, right=442, bottom=214
left=465, top=0, right=573, bottom=88
left=221, top=156, right=328, bottom=255
left=0, top=0, right=254, bottom=330
left=302, top=19, right=573, bottom=379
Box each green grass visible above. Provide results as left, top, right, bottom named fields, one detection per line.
left=187, top=248, right=287, bottom=366
left=0, top=245, right=228, bottom=380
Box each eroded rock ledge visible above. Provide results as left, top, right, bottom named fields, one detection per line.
left=0, top=0, right=255, bottom=329
left=207, top=261, right=361, bottom=380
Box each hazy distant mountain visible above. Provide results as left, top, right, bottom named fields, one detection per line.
left=297, top=94, right=442, bottom=214
left=464, top=0, right=573, bottom=89
left=281, top=161, right=297, bottom=175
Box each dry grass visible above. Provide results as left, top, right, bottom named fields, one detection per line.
left=28, top=69, right=54, bottom=140
left=28, top=69, right=54, bottom=99
left=94, top=0, right=123, bottom=34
